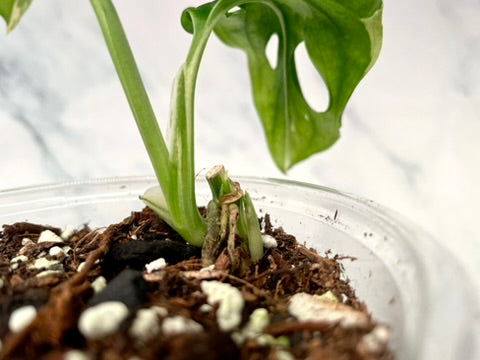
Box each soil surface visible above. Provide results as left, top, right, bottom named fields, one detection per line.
left=0, top=208, right=393, bottom=359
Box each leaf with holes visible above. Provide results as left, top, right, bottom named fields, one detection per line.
left=0, top=0, right=32, bottom=32
left=211, top=0, right=383, bottom=171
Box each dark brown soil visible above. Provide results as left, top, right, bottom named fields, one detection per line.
left=0, top=208, right=393, bottom=360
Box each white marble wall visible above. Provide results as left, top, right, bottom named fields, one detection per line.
left=0, top=0, right=479, bottom=297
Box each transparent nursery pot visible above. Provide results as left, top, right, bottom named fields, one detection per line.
left=0, top=176, right=478, bottom=360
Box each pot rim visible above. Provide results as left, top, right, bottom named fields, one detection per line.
left=0, top=175, right=478, bottom=359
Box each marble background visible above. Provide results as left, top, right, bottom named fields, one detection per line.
left=0, top=0, right=479, bottom=302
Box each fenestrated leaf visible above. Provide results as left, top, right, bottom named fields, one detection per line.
left=0, top=0, right=32, bottom=32
left=185, top=0, right=383, bottom=171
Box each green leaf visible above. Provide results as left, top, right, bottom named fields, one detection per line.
left=187, top=0, right=383, bottom=171
left=0, top=0, right=32, bottom=32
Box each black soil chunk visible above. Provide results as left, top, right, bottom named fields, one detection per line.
left=88, top=269, right=147, bottom=309
left=101, top=239, right=200, bottom=279
left=100, top=208, right=201, bottom=279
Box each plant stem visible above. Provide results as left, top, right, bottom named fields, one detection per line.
left=90, top=0, right=170, bottom=189
left=90, top=0, right=206, bottom=246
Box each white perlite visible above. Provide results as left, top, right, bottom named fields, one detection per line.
left=91, top=276, right=107, bottom=293
left=129, top=306, right=168, bottom=343
left=276, top=349, right=295, bottom=360
left=61, top=225, right=76, bottom=241
left=231, top=308, right=270, bottom=345
left=199, top=304, right=213, bottom=313
left=10, top=255, right=28, bottom=264
left=261, top=234, right=278, bottom=248
left=36, top=270, right=63, bottom=278
left=29, top=257, right=60, bottom=270
left=78, top=301, right=129, bottom=339
left=63, top=350, right=91, bottom=360
left=145, top=258, right=167, bottom=273
left=38, top=230, right=63, bottom=243
left=77, top=262, right=86, bottom=272
left=9, top=305, right=37, bottom=333
left=10, top=255, right=28, bottom=270
left=359, top=325, right=390, bottom=354
left=243, top=308, right=269, bottom=338
left=288, top=292, right=368, bottom=329
left=201, top=280, right=244, bottom=331
left=21, top=238, right=33, bottom=245
left=49, top=246, right=64, bottom=257
left=161, top=315, right=203, bottom=335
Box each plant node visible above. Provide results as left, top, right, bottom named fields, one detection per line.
left=203, top=166, right=264, bottom=266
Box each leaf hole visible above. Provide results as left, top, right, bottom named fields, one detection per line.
left=265, top=33, right=279, bottom=69
left=294, top=42, right=329, bottom=112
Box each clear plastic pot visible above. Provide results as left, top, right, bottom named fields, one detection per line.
left=0, top=177, right=478, bottom=359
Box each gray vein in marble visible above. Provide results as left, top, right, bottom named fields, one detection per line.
left=0, top=57, right=72, bottom=179
left=12, top=112, right=71, bottom=180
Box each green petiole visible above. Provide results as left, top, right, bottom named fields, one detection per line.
left=90, top=0, right=207, bottom=247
